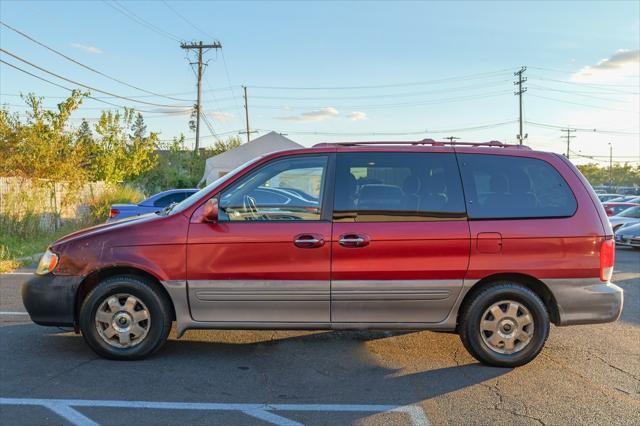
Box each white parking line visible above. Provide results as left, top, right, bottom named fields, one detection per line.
left=0, top=312, right=29, bottom=316
left=0, top=272, right=33, bottom=276
left=0, top=397, right=430, bottom=426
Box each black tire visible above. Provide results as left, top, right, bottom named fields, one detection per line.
left=458, top=282, right=550, bottom=368
left=79, top=275, right=172, bottom=360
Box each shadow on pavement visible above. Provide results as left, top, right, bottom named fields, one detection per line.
left=0, top=324, right=508, bottom=409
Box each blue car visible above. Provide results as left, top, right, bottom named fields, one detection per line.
left=108, top=189, right=198, bottom=222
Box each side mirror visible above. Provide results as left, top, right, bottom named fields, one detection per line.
left=202, top=197, right=219, bottom=223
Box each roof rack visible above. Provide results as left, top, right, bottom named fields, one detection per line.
left=313, top=139, right=531, bottom=149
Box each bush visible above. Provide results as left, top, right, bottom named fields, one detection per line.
left=86, top=185, right=146, bottom=223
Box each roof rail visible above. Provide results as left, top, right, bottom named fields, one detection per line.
left=313, top=139, right=531, bottom=149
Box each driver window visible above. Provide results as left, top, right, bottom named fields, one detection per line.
left=219, top=156, right=327, bottom=221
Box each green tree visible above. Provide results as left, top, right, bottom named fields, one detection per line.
left=91, top=108, right=158, bottom=183
left=577, top=163, right=640, bottom=187
left=132, top=135, right=241, bottom=193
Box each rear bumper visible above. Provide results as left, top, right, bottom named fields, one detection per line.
left=545, top=278, right=624, bottom=326
left=21, top=273, right=82, bottom=327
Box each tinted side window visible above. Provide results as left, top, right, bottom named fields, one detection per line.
left=334, top=152, right=466, bottom=222
left=219, top=155, right=327, bottom=221
left=458, top=154, right=577, bottom=219
left=153, top=192, right=185, bottom=207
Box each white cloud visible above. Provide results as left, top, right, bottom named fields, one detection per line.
left=70, top=43, right=103, bottom=54
left=148, top=108, right=192, bottom=116
left=277, top=107, right=339, bottom=122
left=572, top=49, right=639, bottom=82
left=208, top=111, right=234, bottom=122
left=347, top=111, right=368, bottom=121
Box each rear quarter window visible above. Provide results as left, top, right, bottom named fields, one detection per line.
left=458, top=154, right=577, bottom=219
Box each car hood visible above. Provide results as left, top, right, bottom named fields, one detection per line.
left=609, top=216, right=638, bottom=226
left=53, top=213, right=158, bottom=247
left=111, top=203, right=141, bottom=209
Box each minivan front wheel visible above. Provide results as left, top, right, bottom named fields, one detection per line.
left=79, top=275, right=172, bottom=360
left=459, top=282, right=550, bottom=367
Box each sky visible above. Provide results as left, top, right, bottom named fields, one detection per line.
left=1, top=0, right=639, bottom=165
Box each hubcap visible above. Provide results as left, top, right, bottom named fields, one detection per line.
left=95, top=293, right=150, bottom=348
left=480, top=300, right=534, bottom=355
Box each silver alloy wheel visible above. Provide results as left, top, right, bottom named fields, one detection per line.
left=95, top=293, right=150, bottom=348
left=480, top=300, right=534, bottom=355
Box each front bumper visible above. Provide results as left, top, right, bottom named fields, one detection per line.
left=21, top=273, right=83, bottom=327
left=546, top=278, right=624, bottom=326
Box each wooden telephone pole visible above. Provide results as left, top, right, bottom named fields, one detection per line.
left=239, top=85, right=257, bottom=143
left=180, top=41, right=222, bottom=153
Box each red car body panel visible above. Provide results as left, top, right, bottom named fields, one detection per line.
left=602, top=202, right=640, bottom=216
left=30, top=143, right=620, bottom=334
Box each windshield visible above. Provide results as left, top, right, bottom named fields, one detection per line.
left=618, top=206, right=640, bottom=218
left=170, top=156, right=264, bottom=215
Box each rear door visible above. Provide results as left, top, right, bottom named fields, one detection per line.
left=330, top=150, right=470, bottom=323
left=186, top=154, right=333, bottom=323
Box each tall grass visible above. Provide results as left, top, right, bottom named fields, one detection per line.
left=85, top=185, right=145, bottom=223
left=0, top=182, right=145, bottom=271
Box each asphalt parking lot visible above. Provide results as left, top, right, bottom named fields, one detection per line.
left=0, top=248, right=638, bottom=425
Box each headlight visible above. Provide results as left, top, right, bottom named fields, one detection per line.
left=36, top=249, right=59, bottom=275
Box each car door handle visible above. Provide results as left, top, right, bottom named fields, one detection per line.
left=294, top=234, right=325, bottom=248
left=338, top=233, right=370, bottom=248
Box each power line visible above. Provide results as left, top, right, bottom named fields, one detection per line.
left=528, top=76, right=638, bottom=94
left=0, top=48, right=190, bottom=108
left=247, top=79, right=512, bottom=101
left=236, top=90, right=513, bottom=111
left=529, top=93, right=639, bottom=114
left=249, top=69, right=513, bottom=90
left=102, top=0, right=181, bottom=42
left=256, top=120, right=517, bottom=137
left=161, top=0, right=213, bottom=39
left=0, top=21, right=193, bottom=102
left=528, top=84, right=635, bottom=103
left=0, top=58, right=181, bottom=113
left=199, top=110, right=223, bottom=144
left=525, top=120, right=639, bottom=135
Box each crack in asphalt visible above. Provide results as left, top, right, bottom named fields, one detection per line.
left=452, top=347, right=546, bottom=425
left=539, top=352, right=640, bottom=402
left=20, top=356, right=99, bottom=396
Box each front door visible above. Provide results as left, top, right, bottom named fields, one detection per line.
left=186, top=154, right=332, bottom=323
left=331, top=151, right=470, bottom=323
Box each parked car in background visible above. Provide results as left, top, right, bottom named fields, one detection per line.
left=597, top=193, right=622, bottom=203
left=609, top=206, right=640, bottom=232
left=607, top=195, right=639, bottom=203
left=608, top=195, right=640, bottom=203
left=602, top=202, right=640, bottom=217
left=615, top=223, right=640, bottom=249
left=23, top=140, right=623, bottom=368
left=108, top=189, right=198, bottom=221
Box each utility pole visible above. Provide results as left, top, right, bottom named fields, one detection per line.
left=609, top=142, right=613, bottom=186
left=561, top=128, right=576, bottom=159
left=180, top=41, right=222, bottom=153
left=514, top=66, right=527, bottom=145
left=444, top=136, right=459, bottom=144
left=239, top=85, right=257, bottom=143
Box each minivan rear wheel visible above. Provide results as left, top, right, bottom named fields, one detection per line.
left=458, top=282, right=549, bottom=367
left=79, top=275, right=172, bottom=360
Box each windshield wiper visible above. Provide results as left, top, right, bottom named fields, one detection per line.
left=157, top=202, right=178, bottom=216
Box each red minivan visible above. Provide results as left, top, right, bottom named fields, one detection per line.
left=22, top=140, right=623, bottom=367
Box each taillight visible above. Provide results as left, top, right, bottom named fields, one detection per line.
left=600, top=239, right=615, bottom=282
left=109, top=208, right=120, bottom=218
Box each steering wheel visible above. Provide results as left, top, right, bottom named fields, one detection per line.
left=242, top=194, right=260, bottom=219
